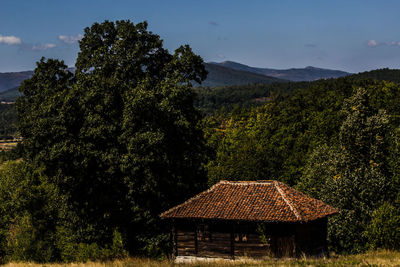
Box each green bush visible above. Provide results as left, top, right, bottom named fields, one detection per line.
left=56, top=227, right=127, bottom=262
left=0, top=161, right=59, bottom=263
left=365, top=203, right=400, bottom=250
left=5, top=213, right=55, bottom=263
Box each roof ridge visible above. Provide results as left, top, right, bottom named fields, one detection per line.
left=273, top=181, right=303, bottom=221
left=160, top=181, right=225, bottom=218
left=226, top=180, right=274, bottom=185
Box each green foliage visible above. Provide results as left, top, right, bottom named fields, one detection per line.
left=204, top=75, right=400, bottom=187
left=5, top=213, right=56, bottom=263
left=55, top=227, right=127, bottom=262
left=205, top=106, right=281, bottom=185
left=15, top=19, right=207, bottom=258
left=202, top=73, right=400, bottom=253
left=351, top=68, right=400, bottom=83
left=204, top=77, right=359, bottom=185
left=0, top=161, right=59, bottom=263
left=298, top=88, right=395, bottom=252
left=365, top=203, right=400, bottom=250
left=195, top=82, right=308, bottom=114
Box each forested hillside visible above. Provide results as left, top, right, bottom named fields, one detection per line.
left=349, top=68, right=400, bottom=83
left=195, top=81, right=309, bottom=113
left=201, top=63, right=286, bottom=87
left=203, top=75, right=400, bottom=252
left=195, top=69, right=400, bottom=113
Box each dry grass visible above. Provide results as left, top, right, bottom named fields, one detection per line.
left=3, top=250, right=400, bottom=267
left=0, top=140, right=18, bottom=150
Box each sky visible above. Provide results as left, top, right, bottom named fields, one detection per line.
left=1, top=0, right=400, bottom=73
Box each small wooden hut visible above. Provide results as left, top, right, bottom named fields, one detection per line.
left=160, top=180, right=337, bottom=259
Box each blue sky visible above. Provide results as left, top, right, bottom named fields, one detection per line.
left=0, top=0, right=399, bottom=73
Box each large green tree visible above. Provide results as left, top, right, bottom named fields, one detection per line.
left=16, top=20, right=207, bottom=256
left=298, top=88, right=395, bottom=252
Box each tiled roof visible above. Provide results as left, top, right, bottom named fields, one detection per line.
left=160, top=180, right=337, bottom=222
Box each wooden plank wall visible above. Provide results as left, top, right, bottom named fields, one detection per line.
left=234, top=233, right=271, bottom=258
left=197, top=232, right=232, bottom=258
left=176, top=230, right=196, bottom=256
left=175, top=221, right=270, bottom=258
left=173, top=219, right=329, bottom=258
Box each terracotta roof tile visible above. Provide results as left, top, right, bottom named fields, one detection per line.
left=160, top=180, right=337, bottom=222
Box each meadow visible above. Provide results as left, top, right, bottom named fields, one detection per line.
left=0, top=140, right=18, bottom=150
left=3, top=250, right=400, bottom=267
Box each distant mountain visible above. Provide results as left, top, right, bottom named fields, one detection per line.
left=0, top=65, right=284, bottom=100
left=5, top=64, right=398, bottom=102
left=201, top=63, right=287, bottom=87
left=210, top=61, right=351, bottom=81
left=0, top=71, right=33, bottom=92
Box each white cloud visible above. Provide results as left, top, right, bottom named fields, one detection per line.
left=31, top=43, right=57, bottom=51
left=390, top=41, right=400, bottom=47
left=366, top=39, right=400, bottom=48
left=367, top=40, right=378, bottom=47
left=0, top=34, right=22, bottom=45
left=58, top=34, right=83, bottom=44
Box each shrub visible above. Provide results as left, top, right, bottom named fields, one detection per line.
left=56, top=227, right=127, bottom=262
left=0, top=161, right=59, bottom=263
left=365, top=202, right=400, bottom=250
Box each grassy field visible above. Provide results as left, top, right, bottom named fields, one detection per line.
left=3, top=250, right=400, bottom=267
left=0, top=139, right=18, bottom=150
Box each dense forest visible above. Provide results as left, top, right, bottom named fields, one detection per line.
left=0, top=20, right=399, bottom=263
left=202, top=77, right=400, bottom=252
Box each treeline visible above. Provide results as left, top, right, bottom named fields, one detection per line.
left=350, top=68, right=400, bottom=83
left=204, top=76, right=400, bottom=184
left=195, top=82, right=310, bottom=113
left=195, top=68, right=400, bottom=115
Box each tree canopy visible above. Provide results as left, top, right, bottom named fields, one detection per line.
left=15, top=20, right=208, bottom=259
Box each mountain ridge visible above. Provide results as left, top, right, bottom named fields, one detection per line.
left=0, top=62, right=370, bottom=102
left=202, top=63, right=286, bottom=87
left=210, top=61, right=351, bottom=81
left=0, top=64, right=287, bottom=100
